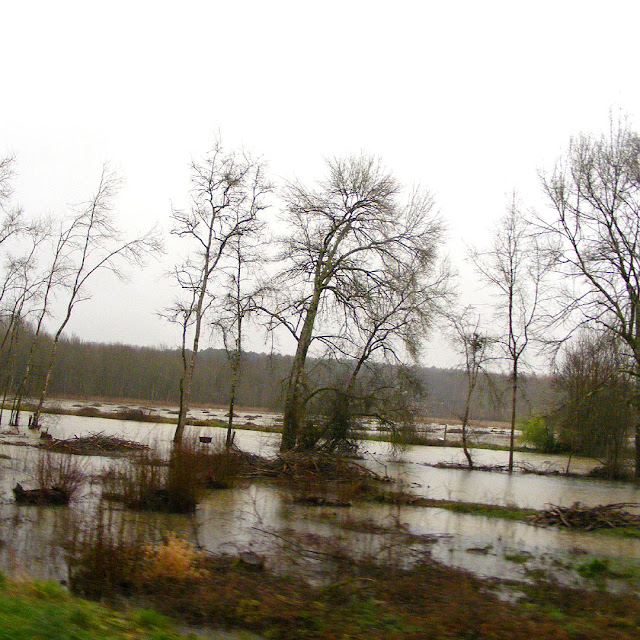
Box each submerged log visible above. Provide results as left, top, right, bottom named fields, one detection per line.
left=13, top=483, right=69, bottom=506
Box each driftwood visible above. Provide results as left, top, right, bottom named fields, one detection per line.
left=40, top=432, right=149, bottom=456
left=530, top=502, right=640, bottom=531
left=13, top=483, right=69, bottom=506
left=244, top=451, right=381, bottom=482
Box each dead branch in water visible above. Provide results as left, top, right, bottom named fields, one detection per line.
left=40, top=432, right=149, bottom=456
left=531, top=502, right=640, bottom=531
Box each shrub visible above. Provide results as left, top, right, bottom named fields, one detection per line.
left=65, top=504, right=148, bottom=598
left=28, top=450, right=86, bottom=504
left=75, top=406, right=102, bottom=418
left=138, top=534, right=205, bottom=585
left=102, top=436, right=238, bottom=513
left=520, top=414, right=559, bottom=453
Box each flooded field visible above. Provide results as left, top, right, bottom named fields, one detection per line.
left=1, top=404, right=639, bottom=596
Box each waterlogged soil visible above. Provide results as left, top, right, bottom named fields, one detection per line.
left=0, top=406, right=639, bottom=597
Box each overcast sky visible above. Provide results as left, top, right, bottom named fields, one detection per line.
left=1, top=1, right=639, bottom=368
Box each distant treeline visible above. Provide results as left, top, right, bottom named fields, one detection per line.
left=7, top=326, right=553, bottom=422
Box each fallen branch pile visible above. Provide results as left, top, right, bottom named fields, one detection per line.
left=40, top=432, right=149, bottom=456
left=243, top=450, right=383, bottom=484
left=531, top=502, right=640, bottom=531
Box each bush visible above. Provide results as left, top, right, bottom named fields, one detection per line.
left=520, top=415, right=559, bottom=453
left=138, top=534, right=205, bottom=585
left=65, top=505, right=148, bottom=598
left=102, top=436, right=241, bottom=513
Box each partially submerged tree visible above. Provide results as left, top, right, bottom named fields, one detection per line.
left=168, top=142, right=269, bottom=445
left=269, top=155, right=446, bottom=452
left=0, top=223, right=52, bottom=425
left=10, top=217, right=67, bottom=426
left=213, top=207, right=267, bottom=449
left=554, top=331, right=635, bottom=477
left=31, top=167, right=160, bottom=428
left=449, top=311, right=493, bottom=468
left=471, top=195, right=552, bottom=472
left=310, top=257, right=448, bottom=450
left=539, top=116, right=640, bottom=477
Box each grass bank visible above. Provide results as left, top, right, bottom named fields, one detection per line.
left=0, top=574, right=198, bottom=640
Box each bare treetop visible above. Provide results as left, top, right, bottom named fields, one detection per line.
left=268, top=154, right=448, bottom=451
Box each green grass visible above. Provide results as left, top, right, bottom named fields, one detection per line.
left=0, top=575, right=197, bottom=640
left=598, top=526, right=640, bottom=539
left=371, top=492, right=540, bottom=521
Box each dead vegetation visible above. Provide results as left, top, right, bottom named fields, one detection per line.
left=40, top=432, right=150, bottom=456
left=62, top=525, right=640, bottom=640
left=242, top=450, right=387, bottom=505
left=14, top=450, right=86, bottom=505
left=531, top=502, right=640, bottom=531
left=102, top=436, right=246, bottom=513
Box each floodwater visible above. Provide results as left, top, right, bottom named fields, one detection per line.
left=1, top=408, right=639, bottom=593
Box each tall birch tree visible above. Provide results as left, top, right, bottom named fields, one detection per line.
left=31, top=167, right=160, bottom=428
left=169, top=142, right=269, bottom=445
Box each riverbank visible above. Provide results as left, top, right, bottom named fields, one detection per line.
left=0, top=574, right=197, bottom=640
left=8, top=538, right=640, bottom=640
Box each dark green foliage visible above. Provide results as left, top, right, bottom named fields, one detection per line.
left=553, top=333, right=635, bottom=475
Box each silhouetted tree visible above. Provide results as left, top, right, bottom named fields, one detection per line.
left=471, top=194, right=552, bottom=472
left=32, top=166, right=160, bottom=428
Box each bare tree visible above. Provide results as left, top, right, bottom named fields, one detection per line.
left=168, top=142, right=269, bottom=445
left=470, top=195, right=552, bottom=472
left=268, top=155, right=446, bottom=452
left=10, top=217, right=66, bottom=426
left=307, top=256, right=449, bottom=450
left=31, top=167, right=161, bottom=428
left=539, top=116, right=640, bottom=476
left=213, top=187, right=268, bottom=449
left=0, top=154, right=23, bottom=242
left=449, top=310, right=493, bottom=468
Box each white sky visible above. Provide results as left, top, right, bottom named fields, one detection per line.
left=1, top=0, right=639, bottom=368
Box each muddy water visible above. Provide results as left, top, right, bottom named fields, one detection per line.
left=1, top=413, right=639, bottom=591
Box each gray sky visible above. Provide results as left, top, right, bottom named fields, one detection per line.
left=2, top=1, right=639, bottom=367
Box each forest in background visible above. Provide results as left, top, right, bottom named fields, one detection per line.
left=4, top=326, right=553, bottom=424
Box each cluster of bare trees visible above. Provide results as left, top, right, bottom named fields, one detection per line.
left=5, top=116, right=640, bottom=474
left=458, top=116, right=640, bottom=476
left=537, top=117, right=640, bottom=477
left=0, top=159, right=160, bottom=429
left=167, top=147, right=450, bottom=451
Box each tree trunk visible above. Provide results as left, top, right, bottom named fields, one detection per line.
left=635, top=422, right=640, bottom=479
left=226, top=342, right=241, bottom=450
left=32, top=338, right=60, bottom=429
left=280, top=294, right=321, bottom=452
left=508, top=361, right=518, bottom=473
left=461, top=387, right=474, bottom=469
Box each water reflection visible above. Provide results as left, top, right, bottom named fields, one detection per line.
left=0, top=414, right=639, bottom=590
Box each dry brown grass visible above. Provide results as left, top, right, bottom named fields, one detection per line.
left=33, top=450, right=86, bottom=501
left=102, top=436, right=245, bottom=513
